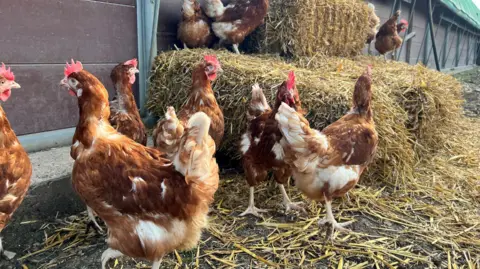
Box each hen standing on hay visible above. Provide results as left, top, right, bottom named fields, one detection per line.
left=0, top=64, right=31, bottom=259
left=366, top=3, right=380, bottom=55
left=108, top=59, right=147, bottom=146
left=60, top=60, right=219, bottom=269
left=153, top=55, right=224, bottom=157
left=275, top=66, right=378, bottom=238
left=375, top=10, right=408, bottom=60
left=239, top=72, right=306, bottom=217
left=178, top=0, right=214, bottom=49
left=204, top=0, right=269, bottom=54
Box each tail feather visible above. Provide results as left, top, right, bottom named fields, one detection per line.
left=153, top=107, right=184, bottom=157
left=275, top=103, right=328, bottom=172
left=173, top=112, right=216, bottom=178
left=187, top=112, right=211, bottom=146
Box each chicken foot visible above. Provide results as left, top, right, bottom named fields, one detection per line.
left=317, top=199, right=354, bottom=239
left=232, top=43, right=240, bottom=54
left=277, top=184, right=307, bottom=215
left=86, top=206, right=104, bottom=234
left=240, top=186, right=268, bottom=217
left=0, top=238, right=16, bottom=260
left=101, top=248, right=123, bottom=269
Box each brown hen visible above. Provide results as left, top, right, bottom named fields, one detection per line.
left=239, top=72, right=306, bottom=217
left=0, top=64, right=31, bottom=259
left=275, top=66, right=378, bottom=238
left=60, top=60, right=219, bottom=269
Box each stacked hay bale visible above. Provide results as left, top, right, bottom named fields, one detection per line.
left=147, top=49, right=463, bottom=185
left=244, top=0, right=371, bottom=57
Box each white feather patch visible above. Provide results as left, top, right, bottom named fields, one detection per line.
left=135, top=219, right=187, bottom=251
left=240, top=133, right=251, bottom=154
left=272, top=142, right=285, bottom=160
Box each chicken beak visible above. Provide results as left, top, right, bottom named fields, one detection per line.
left=60, top=77, right=68, bottom=87
left=10, top=81, right=21, bottom=89
left=133, top=67, right=140, bottom=74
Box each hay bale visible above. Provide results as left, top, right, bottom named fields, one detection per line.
left=248, top=0, right=371, bottom=57
left=147, top=49, right=462, bottom=185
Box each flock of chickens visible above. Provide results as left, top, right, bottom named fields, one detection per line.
left=0, top=1, right=411, bottom=268
left=179, top=0, right=408, bottom=59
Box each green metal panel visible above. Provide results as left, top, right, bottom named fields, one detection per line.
left=439, top=0, right=480, bottom=29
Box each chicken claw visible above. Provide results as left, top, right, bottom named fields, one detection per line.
left=285, top=201, right=307, bottom=215
left=0, top=239, right=16, bottom=260
left=278, top=184, right=307, bottom=215
left=86, top=206, right=104, bottom=234
left=240, top=205, right=268, bottom=217
left=317, top=200, right=354, bottom=239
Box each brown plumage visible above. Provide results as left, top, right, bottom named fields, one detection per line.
left=178, top=0, right=214, bottom=48
left=0, top=69, right=31, bottom=257
left=239, top=72, right=306, bottom=217
left=60, top=61, right=219, bottom=269
left=204, top=0, right=269, bottom=54
left=153, top=55, right=224, bottom=157
left=275, top=66, right=378, bottom=238
left=108, top=59, right=147, bottom=146
left=375, top=10, right=406, bottom=59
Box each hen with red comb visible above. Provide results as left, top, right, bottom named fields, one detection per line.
left=153, top=54, right=224, bottom=154
left=0, top=63, right=32, bottom=259
left=274, top=66, right=377, bottom=240
left=238, top=72, right=306, bottom=217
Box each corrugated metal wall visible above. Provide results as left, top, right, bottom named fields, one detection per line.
left=0, top=0, right=137, bottom=136
left=367, top=0, right=479, bottom=70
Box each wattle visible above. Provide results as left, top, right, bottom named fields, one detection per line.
left=0, top=89, right=11, bottom=102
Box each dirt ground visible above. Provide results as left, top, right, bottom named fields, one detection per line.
left=0, top=68, right=479, bottom=269
left=454, top=68, right=480, bottom=117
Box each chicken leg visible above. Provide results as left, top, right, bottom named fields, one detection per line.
left=240, top=187, right=268, bottom=217
left=101, top=248, right=123, bottom=269
left=152, top=258, right=163, bottom=269
left=86, top=206, right=104, bottom=234
left=277, top=184, right=306, bottom=214
left=233, top=44, right=240, bottom=54
left=0, top=238, right=16, bottom=260
left=317, top=199, right=354, bottom=239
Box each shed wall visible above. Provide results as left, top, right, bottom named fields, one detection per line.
left=0, top=0, right=137, bottom=136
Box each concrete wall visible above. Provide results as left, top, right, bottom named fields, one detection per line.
left=0, top=0, right=137, bottom=136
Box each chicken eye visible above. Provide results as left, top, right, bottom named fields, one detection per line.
left=206, top=65, right=214, bottom=72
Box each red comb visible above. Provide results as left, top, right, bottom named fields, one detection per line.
left=400, top=19, right=408, bottom=26
left=124, top=58, right=138, bottom=68
left=0, top=63, right=15, bottom=81
left=64, top=59, right=83, bottom=77
left=286, top=71, right=295, bottom=90
left=204, top=55, right=220, bottom=66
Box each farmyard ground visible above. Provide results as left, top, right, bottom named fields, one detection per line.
left=0, top=68, right=479, bottom=269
